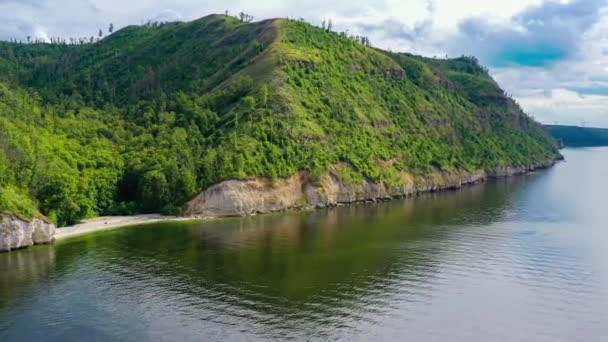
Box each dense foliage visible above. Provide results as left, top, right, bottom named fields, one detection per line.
left=0, top=15, right=559, bottom=226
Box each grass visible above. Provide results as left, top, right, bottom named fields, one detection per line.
left=0, top=185, right=38, bottom=220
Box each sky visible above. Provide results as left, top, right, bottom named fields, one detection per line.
left=1, top=0, right=607, bottom=127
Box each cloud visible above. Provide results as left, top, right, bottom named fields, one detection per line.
left=357, top=1, right=435, bottom=42
left=150, top=9, right=184, bottom=23
left=31, top=24, right=50, bottom=42
left=489, top=5, right=608, bottom=127
left=0, top=0, right=107, bottom=41
left=448, top=0, right=606, bottom=67
left=518, top=88, right=608, bottom=126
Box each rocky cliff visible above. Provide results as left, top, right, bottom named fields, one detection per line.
left=186, top=160, right=557, bottom=218
left=0, top=215, right=56, bottom=252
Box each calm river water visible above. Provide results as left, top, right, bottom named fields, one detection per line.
left=1, top=148, right=607, bottom=341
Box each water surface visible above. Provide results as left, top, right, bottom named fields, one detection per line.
left=1, top=148, right=607, bottom=341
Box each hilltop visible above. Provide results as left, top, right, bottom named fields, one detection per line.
left=0, top=14, right=559, bottom=226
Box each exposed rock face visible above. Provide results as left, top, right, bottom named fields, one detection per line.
left=186, top=175, right=306, bottom=217
left=186, top=159, right=557, bottom=218
left=0, top=216, right=56, bottom=253
left=383, top=68, right=405, bottom=80
left=489, top=159, right=558, bottom=177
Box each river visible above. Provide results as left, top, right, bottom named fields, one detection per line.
left=1, top=148, right=607, bottom=341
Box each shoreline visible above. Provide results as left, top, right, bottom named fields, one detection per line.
left=54, top=159, right=560, bottom=242
left=55, top=214, right=197, bottom=241
left=185, top=158, right=560, bottom=218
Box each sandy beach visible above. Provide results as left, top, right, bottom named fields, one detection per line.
left=55, top=214, right=195, bottom=240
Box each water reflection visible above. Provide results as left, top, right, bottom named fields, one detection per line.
left=1, top=149, right=607, bottom=341
left=0, top=247, right=56, bottom=308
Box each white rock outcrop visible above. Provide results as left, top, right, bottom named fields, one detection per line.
left=0, top=216, right=56, bottom=252
left=186, top=159, right=557, bottom=218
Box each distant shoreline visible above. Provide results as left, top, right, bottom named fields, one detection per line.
left=55, top=214, right=197, bottom=240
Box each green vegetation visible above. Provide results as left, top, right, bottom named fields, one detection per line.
left=0, top=14, right=559, bottom=226
left=545, top=125, right=608, bottom=147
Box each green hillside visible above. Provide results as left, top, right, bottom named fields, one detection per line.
left=0, top=15, right=559, bottom=226
left=545, top=125, right=608, bottom=147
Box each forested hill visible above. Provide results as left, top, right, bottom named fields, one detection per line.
left=545, top=125, right=608, bottom=147
left=0, top=14, right=559, bottom=226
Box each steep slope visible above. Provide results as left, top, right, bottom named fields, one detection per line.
left=0, top=80, right=124, bottom=224
left=0, top=15, right=560, bottom=226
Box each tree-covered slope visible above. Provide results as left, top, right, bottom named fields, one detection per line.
left=0, top=80, right=124, bottom=223
left=0, top=15, right=559, bottom=226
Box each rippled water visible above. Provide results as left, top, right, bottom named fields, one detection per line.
left=1, top=148, right=608, bottom=341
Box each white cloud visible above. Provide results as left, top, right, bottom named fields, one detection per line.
left=0, top=0, right=541, bottom=44
left=519, top=88, right=608, bottom=126
left=150, top=9, right=184, bottom=23
left=31, top=24, right=50, bottom=42
left=492, top=6, right=608, bottom=127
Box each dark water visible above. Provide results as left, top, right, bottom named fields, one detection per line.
left=1, top=148, right=608, bottom=341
